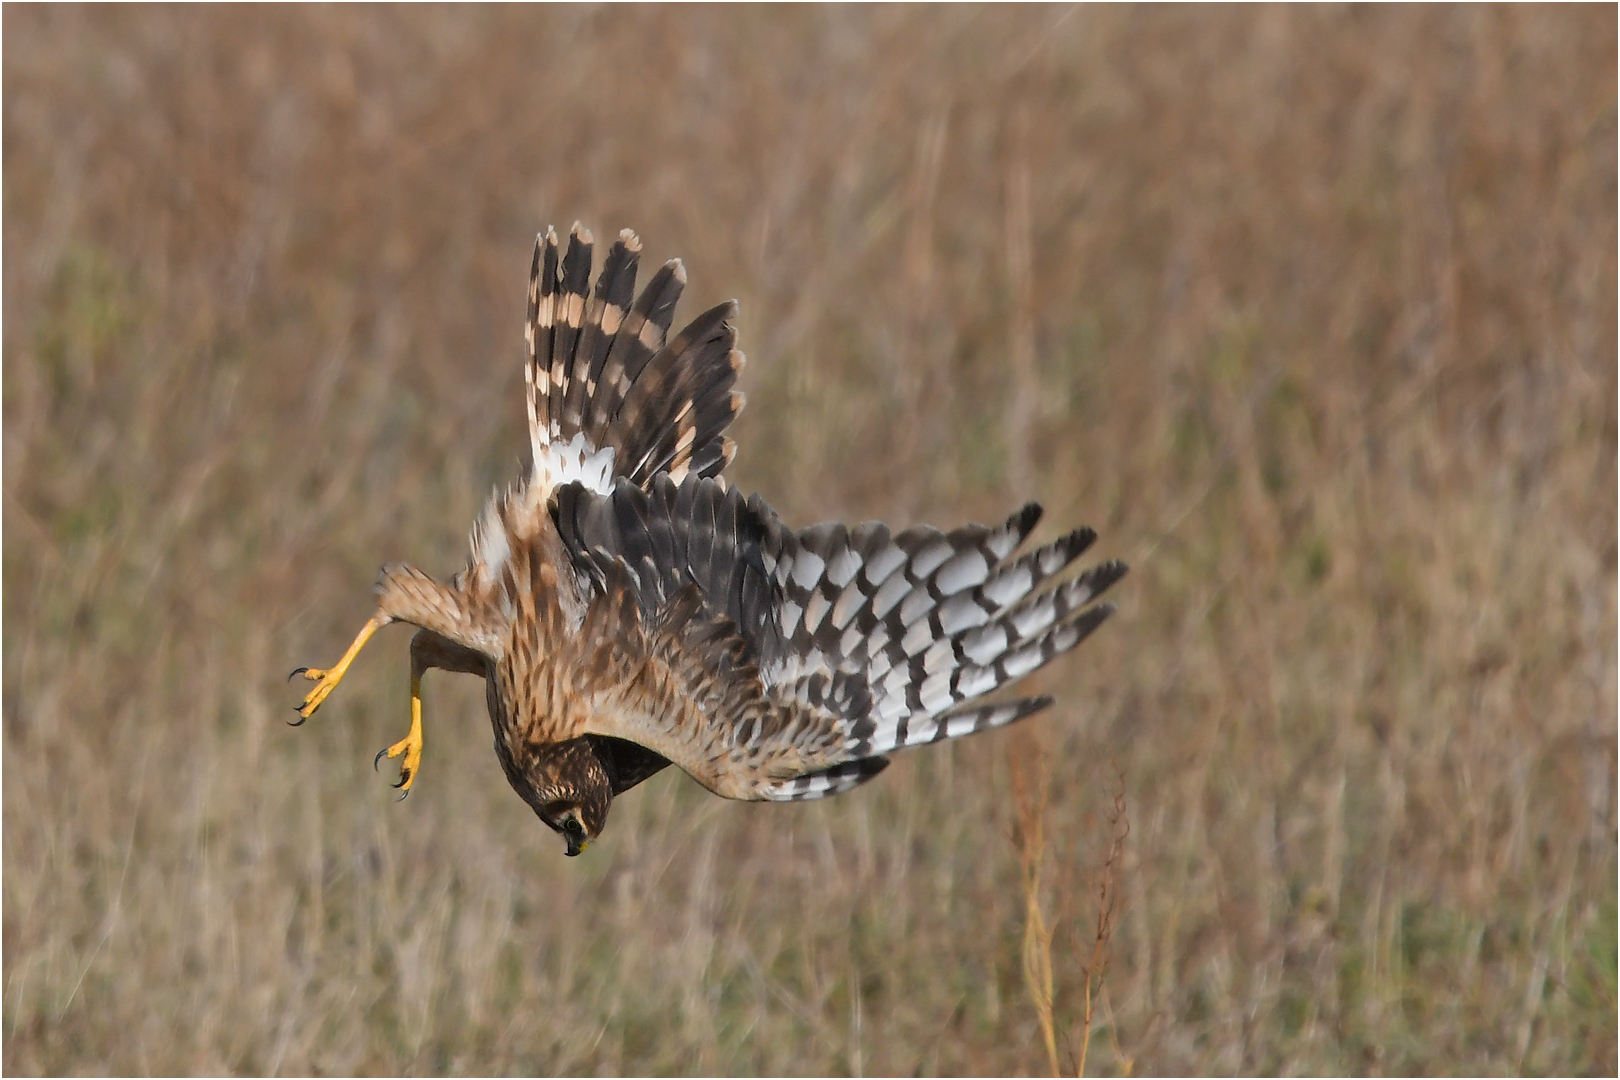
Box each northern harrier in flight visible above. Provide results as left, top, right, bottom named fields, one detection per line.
left=292, top=225, right=1126, bottom=857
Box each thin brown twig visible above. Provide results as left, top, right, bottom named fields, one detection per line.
left=1076, top=786, right=1129, bottom=1079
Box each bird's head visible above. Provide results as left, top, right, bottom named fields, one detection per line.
left=524, top=738, right=614, bottom=857
left=538, top=794, right=610, bottom=857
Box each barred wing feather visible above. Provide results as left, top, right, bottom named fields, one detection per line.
left=551, top=474, right=1126, bottom=802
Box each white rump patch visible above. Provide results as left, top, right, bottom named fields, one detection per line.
left=531, top=431, right=617, bottom=495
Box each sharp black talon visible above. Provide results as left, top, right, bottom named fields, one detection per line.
left=288, top=707, right=308, bottom=727
left=373, top=748, right=388, bottom=772
left=396, top=788, right=410, bottom=803
left=287, top=667, right=309, bottom=682
left=391, top=769, right=410, bottom=790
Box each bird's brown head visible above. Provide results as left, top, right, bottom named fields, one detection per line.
left=538, top=792, right=610, bottom=856
left=524, top=739, right=614, bottom=857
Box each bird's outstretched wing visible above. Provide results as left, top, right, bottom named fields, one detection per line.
left=550, top=474, right=1127, bottom=802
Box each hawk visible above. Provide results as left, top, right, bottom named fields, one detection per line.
left=292, top=224, right=1127, bottom=857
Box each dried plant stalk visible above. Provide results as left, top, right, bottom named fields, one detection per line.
left=1009, top=730, right=1059, bottom=1076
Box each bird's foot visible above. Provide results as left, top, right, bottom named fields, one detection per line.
left=287, top=616, right=384, bottom=725
left=374, top=725, right=423, bottom=799
left=373, top=682, right=425, bottom=798
left=289, top=665, right=344, bottom=722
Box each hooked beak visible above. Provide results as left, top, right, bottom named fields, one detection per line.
left=565, top=834, right=589, bottom=857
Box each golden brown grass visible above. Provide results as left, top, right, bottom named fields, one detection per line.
left=4, top=5, right=1615, bottom=1075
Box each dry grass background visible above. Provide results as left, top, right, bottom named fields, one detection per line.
left=4, top=5, right=1616, bottom=1075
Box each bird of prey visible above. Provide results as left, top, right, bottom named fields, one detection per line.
left=292, top=224, right=1126, bottom=857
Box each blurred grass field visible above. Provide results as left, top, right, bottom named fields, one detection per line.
left=4, top=5, right=1615, bottom=1075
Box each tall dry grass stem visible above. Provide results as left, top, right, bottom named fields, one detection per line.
left=1076, top=786, right=1129, bottom=1079
left=1010, top=729, right=1060, bottom=1075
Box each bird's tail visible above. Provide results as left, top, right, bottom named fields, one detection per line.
left=524, top=224, right=745, bottom=495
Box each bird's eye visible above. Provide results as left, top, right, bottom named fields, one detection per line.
left=562, top=816, right=585, bottom=837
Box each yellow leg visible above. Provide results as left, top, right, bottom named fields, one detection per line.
left=291, top=615, right=385, bottom=721
left=376, top=668, right=425, bottom=795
